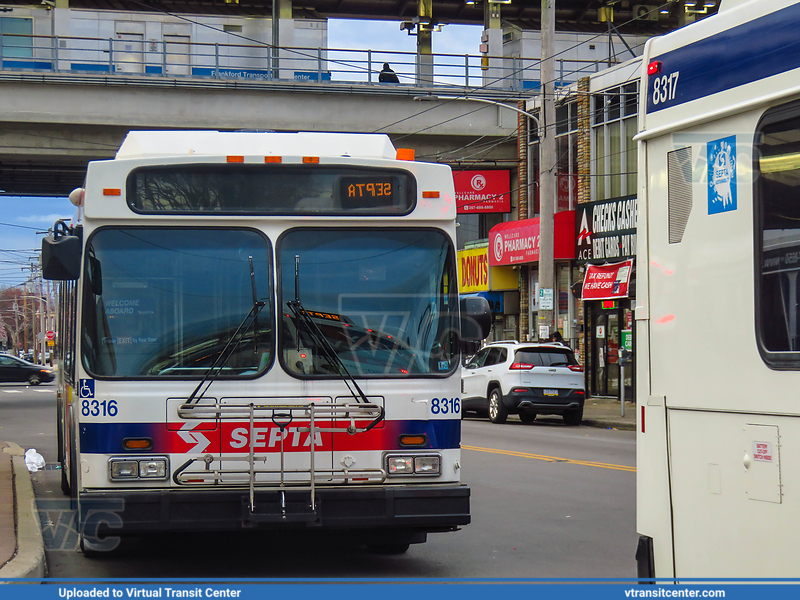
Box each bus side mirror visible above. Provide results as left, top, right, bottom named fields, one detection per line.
left=42, top=221, right=82, bottom=281
left=459, top=296, right=491, bottom=342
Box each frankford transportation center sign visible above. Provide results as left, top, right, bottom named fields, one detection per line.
left=575, top=195, right=637, bottom=265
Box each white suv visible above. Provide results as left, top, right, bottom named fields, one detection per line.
left=461, top=341, right=586, bottom=425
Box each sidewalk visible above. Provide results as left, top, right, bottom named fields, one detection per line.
left=581, top=396, right=637, bottom=431
left=0, top=397, right=634, bottom=580
left=0, top=441, right=46, bottom=580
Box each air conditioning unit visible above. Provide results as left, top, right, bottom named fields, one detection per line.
left=633, top=5, right=660, bottom=20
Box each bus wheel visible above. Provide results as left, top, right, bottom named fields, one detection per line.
left=79, top=533, right=104, bottom=558
left=367, top=543, right=410, bottom=555
left=488, top=388, right=508, bottom=424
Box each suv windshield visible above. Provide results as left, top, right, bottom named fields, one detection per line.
left=514, top=347, right=578, bottom=367
left=279, top=228, right=458, bottom=377
left=81, top=228, right=273, bottom=378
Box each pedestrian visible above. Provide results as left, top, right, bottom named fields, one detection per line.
left=379, top=63, right=400, bottom=83
left=549, top=330, right=570, bottom=348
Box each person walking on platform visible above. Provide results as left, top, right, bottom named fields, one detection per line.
left=379, top=63, right=400, bottom=83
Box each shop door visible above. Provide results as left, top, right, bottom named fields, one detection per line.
left=589, top=302, right=634, bottom=399
left=591, top=307, right=619, bottom=396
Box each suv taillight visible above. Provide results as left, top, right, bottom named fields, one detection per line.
left=569, top=365, right=584, bottom=372
left=510, top=363, right=534, bottom=370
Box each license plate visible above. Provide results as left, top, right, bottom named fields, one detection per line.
left=543, top=389, right=559, bottom=396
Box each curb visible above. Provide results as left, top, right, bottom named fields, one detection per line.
left=583, top=418, right=636, bottom=432
left=0, top=442, right=46, bottom=581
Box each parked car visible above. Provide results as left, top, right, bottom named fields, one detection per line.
left=0, top=354, right=55, bottom=385
left=461, top=341, right=586, bottom=425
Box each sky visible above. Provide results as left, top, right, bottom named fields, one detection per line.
left=0, top=197, right=75, bottom=288
left=0, top=19, right=482, bottom=289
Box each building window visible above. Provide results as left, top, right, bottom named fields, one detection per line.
left=592, top=82, right=638, bottom=200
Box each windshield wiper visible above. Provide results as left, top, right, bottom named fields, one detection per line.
left=286, top=254, right=375, bottom=412
left=185, top=256, right=266, bottom=405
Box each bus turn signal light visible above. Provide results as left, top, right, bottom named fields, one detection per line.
left=422, top=191, right=440, bottom=198
left=103, top=188, right=121, bottom=196
left=399, top=434, right=427, bottom=447
left=124, top=438, right=153, bottom=450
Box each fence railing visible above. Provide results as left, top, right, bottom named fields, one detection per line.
left=0, top=32, right=612, bottom=91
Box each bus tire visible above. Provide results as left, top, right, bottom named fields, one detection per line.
left=79, top=533, right=108, bottom=558
left=488, top=388, right=508, bottom=424
left=367, top=543, right=410, bottom=555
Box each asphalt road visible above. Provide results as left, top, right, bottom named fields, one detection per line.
left=0, top=384, right=637, bottom=579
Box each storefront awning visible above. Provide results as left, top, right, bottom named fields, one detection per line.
left=581, top=259, right=634, bottom=300
left=488, top=211, right=576, bottom=266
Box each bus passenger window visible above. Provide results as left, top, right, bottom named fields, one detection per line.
left=757, top=107, right=800, bottom=360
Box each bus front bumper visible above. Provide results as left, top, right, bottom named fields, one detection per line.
left=78, top=483, right=470, bottom=536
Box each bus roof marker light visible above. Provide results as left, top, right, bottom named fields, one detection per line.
left=264, top=156, right=282, bottom=163
left=227, top=156, right=245, bottom=163
left=396, top=148, right=415, bottom=161
left=303, top=156, right=320, bottom=164
left=103, top=188, right=121, bottom=196
left=647, top=61, right=662, bottom=76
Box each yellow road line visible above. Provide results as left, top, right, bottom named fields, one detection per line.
left=461, top=444, right=636, bottom=472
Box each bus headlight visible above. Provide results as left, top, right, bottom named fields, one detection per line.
left=139, top=459, right=168, bottom=478
left=386, top=453, right=441, bottom=476
left=109, top=457, right=169, bottom=481
left=387, top=456, right=414, bottom=474
left=414, top=455, right=440, bottom=474
left=109, top=459, right=139, bottom=480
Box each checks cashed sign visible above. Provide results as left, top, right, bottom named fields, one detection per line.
left=575, top=195, right=637, bottom=265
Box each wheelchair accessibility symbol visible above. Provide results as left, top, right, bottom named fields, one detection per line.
left=79, top=379, right=95, bottom=399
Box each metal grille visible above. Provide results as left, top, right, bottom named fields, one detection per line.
left=668, top=146, right=693, bottom=244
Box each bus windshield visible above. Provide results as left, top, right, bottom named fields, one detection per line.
left=81, top=228, right=273, bottom=378
left=279, top=228, right=458, bottom=377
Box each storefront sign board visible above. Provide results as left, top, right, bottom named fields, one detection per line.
left=454, top=170, right=511, bottom=213
left=489, top=211, right=576, bottom=266
left=575, top=195, right=637, bottom=265
left=582, top=259, right=634, bottom=300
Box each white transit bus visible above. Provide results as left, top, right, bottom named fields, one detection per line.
left=43, top=130, right=489, bottom=554
left=635, top=0, right=800, bottom=578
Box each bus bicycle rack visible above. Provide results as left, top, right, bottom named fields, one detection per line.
left=173, top=401, right=386, bottom=522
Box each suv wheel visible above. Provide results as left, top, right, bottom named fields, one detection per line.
left=563, top=406, right=583, bottom=426
left=488, top=388, right=508, bottom=424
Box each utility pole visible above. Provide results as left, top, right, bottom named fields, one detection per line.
left=538, top=0, right=557, bottom=340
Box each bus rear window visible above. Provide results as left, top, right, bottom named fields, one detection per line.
left=128, top=165, right=415, bottom=215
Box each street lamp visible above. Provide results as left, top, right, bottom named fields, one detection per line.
left=413, top=94, right=549, bottom=342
